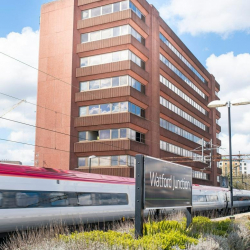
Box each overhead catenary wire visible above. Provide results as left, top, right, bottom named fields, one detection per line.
left=0, top=51, right=217, bottom=163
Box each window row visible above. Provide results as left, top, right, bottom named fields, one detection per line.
left=160, top=75, right=207, bottom=115
left=81, top=25, right=145, bottom=45
left=160, top=96, right=206, bottom=131
left=78, top=155, right=135, bottom=168
left=160, top=118, right=205, bottom=146
left=0, top=191, right=128, bottom=208
left=192, top=170, right=209, bottom=181
left=160, top=54, right=206, bottom=99
left=80, top=50, right=145, bottom=69
left=193, top=195, right=218, bottom=202
left=160, top=33, right=206, bottom=84
left=79, top=101, right=145, bottom=118
left=160, top=140, right=202, bottom=161
left=82, top=1, right=145, bottom=22
left=233, top=196, right=250, bottom=201
left=79, top=128, right=145, bottom=143
left=80, top=75, right=145, bottom=94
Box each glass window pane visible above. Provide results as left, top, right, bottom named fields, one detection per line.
left=119, top=155, right=127, bottom=165
left=90, top=31, right=101, bottom=41
left=16, top=193, right=39, bottom=207
left=120, top=102, right=128, bottom=112
left=136, top=82, right=141, bottom=91
left=91, top=158, right=98, bottom=166
left=120, top=76, right=128, bottom=86
left=80, top=57, right=88, bottom=67
left=78, top=157, right=86, bottom=167
left=79, top=132, right=86, bottom=141
left=120, top=128, right=127, bottom=138
left=102, top=28, right=112, bottom=39
left=121, top=25, right=128, bottom=35
left=135, top=106, right=140, bottom=116
left=91, top=7, right=101, bottom=17
left=80, top=81, right=88, bottom=91
left=113, top=2, right=120, bottom=12
left=111, top=156, right=118, bottom=166
left=78, top=194, right=92, bottom=206
left=112, top=129, right=119, bottom=139
left=82, top=10, right=89, bottom=19
left=100, top=130, right=110, bottom=139
left=112, top=77, right=119, bottom=87
left=89, top=105, right=99, bottom=115
left=130, top=103, right=136, bottom=114
left=102, top=4, right=112, bottom=15
left=89, top=80, right=100, bottom=90
left=102, top=53, right=112, bottom=64
left=100, top=104, right=111, bottom=114
left=112, top=51, right=120, bottom=62
left=130, top=129, right=136, bottom=140
left=112, top=102, right=120, bottom=112
left=89, top=55, right=100, bottom=65
left=50, top=193, right=69, bottom=206
left=120, top=50, right=129, bottom=60
left=100, top=78, right=111, bottom=88
left=113, top=26, right=120, bottom=37
left=100, top=157, right=110, bottom=166
left=0, top=193, right=2, bottom=207
left=121, top=0, right=129, bottom=10
left=80, top=107, right=88, bottom=116
left=131, top=78, right=136, bottom=88
left=81, top=33, right=89, bottom=43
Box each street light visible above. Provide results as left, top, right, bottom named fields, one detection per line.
left=208, top=98, right=250, bottom=216
left=88, top=155, right=96, bottom=173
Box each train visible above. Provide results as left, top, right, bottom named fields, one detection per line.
left=0, top=163, right=250, bottom=233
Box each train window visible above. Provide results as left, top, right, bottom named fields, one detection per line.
left=99, top=193, right=112, bottom=205
left=193, top=195, right=206, bottom=202
left=206, top=195, right=218, bottom=202
left=49, top=193, right=69, bottom=206
left=113, top=193, right=128, bottom=205
left=78, top=194, right=93, bottom=206
left=0, top=193, right=2, bottom=207
left=16, top=192, right=39, bottom=207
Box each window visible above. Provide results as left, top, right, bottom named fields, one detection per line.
left=119, top=155, right=127, bottom=165
left=160, top=118, right=206, bottom=146
left=160, top=33, right=206, bottom=84
left=79, top=131, right=86, bottom=141
left=89, top=105, right=99, bottom=115
left=160, top=97, right=206, bottom=131
left=113, top=2, right=120, bottom=12
left=50, top=193, right=69, bottom=206
left=100, top=130, right=110, bottom=139
left=91, top=7, right=101, bottom=17
left=102, top=4, right=112, bottom=15
left=206, top=195, right=218, bottom=202
left=193, top=195, right=206, bottom=202
left=101, top=78, right=112, bottom=89
left=111, top=156, right=119, bottom=166
left=160, top=75, right=206, bottom=115
left=78, top=158, right=86, bottom=167
left=100, top=104, right=111, bottom=114
left=0, top=193, right=2, bottom=207
left=111, top=129, right=119, bottom=139
left=120, top=128, right=127, bottom=138
left=160, top=54, right=206, bottom=99
left=78, top=194, right=92, bottom=206
left=16, top=192, right=39, bottom=207
left=80, top=50, right=145, bottom=69
left=100, top=157, right=111, bottom=166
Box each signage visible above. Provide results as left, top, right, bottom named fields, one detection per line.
left=144, top=156, right=192, bottom=208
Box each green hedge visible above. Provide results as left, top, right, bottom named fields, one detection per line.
left=59, top=216, right=234, bottom=250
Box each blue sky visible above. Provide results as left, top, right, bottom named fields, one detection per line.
left=0, top=0, right=250, bottom=165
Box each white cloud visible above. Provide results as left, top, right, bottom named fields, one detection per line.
left=206, top=52, right=250, bottom=157
left=0, top=27, right=39, bottom=165
left=159, top=0, right=250, bottom=36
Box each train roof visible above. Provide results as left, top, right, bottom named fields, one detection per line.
left=0, top=163, right=135, bottom=185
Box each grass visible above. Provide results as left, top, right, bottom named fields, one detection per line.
left=1, top=212, right=250, bottom=250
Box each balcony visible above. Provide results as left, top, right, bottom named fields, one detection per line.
left=74, top=139, right=149, bottom=155
left=76, top=60, right=149, bottom=81
left=74, top=112, right=150, bottom=130
left=75, top=86, right=149, bottom=106
left=77, top=9, right=149, bottom=35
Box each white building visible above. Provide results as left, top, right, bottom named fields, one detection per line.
left=240, top=162, right=249, bottom=175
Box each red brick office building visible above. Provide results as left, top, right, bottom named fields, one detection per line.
left=35, top=0, right=221, bottom=186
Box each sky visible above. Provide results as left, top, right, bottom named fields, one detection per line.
left=0, top=0, right=250, bottom=167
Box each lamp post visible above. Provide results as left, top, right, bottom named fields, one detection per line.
left=208, top=98, right=250, bottom=216
left=88, top=155, right=96, bottom=173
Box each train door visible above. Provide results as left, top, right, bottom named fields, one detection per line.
left=224, top=192, right=229, bottom=215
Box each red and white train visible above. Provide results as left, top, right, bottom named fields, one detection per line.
left=0, top=163, right=250, bottom=233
